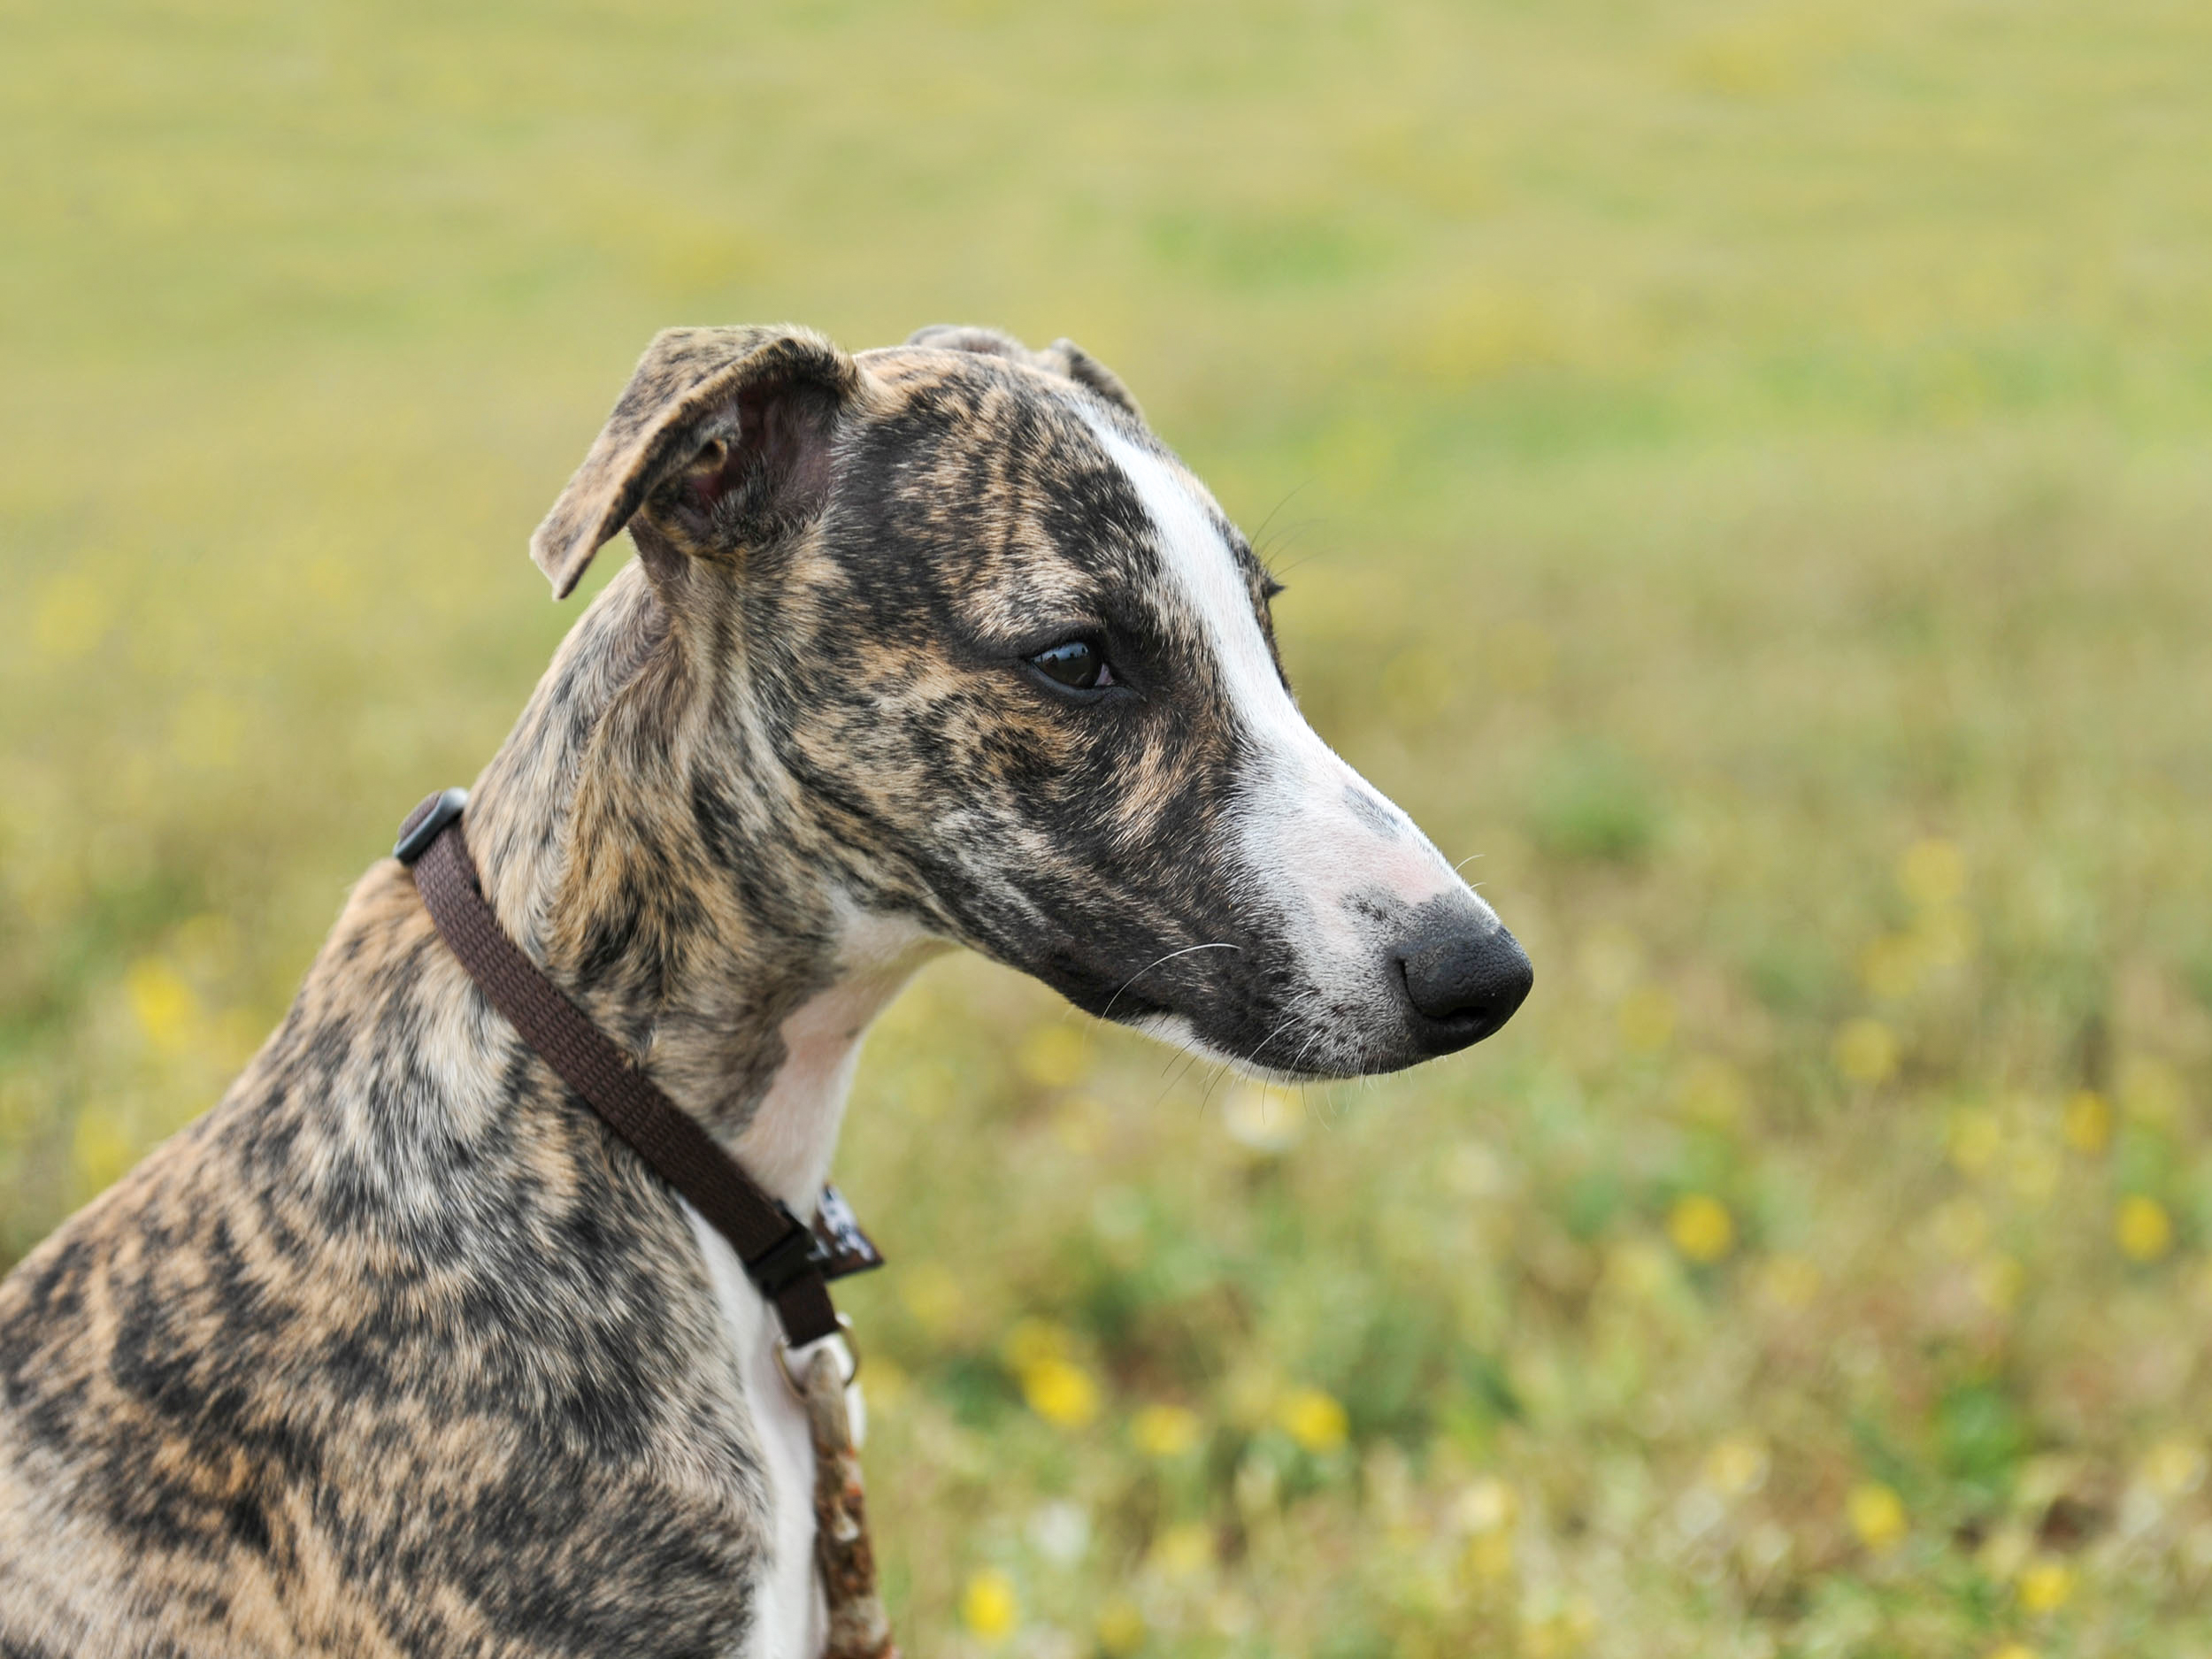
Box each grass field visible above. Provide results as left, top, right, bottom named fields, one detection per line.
left=5, top=2, right=2212, bottom=1654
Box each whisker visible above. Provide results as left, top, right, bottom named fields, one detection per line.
left=1249, top=482, right=1312, bottom=553
left=1103, top=942, right=1240, bottom=1021
left=1197, top=1060, right=1233, bottom=1118
left=1154, top=1043, right=1209, bottom=1106
left=1238, top=1014, right=1298, bottom=1076
left=1268, top=540, right=1332, bottom=579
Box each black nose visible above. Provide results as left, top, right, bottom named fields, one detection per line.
left=1394, top=923, right=1534, bottom=1055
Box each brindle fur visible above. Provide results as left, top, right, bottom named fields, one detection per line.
left=0, top=324, right=1525, bottom=1655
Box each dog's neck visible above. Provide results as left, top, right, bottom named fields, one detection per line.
left=457, top=563, right=938, bottom=1210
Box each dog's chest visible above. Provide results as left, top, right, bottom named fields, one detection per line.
left=685, top=1202, right=826, bottom=1659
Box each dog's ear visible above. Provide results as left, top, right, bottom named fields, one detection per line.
left=530, top=326, right=861, bottom=599
left=1035, top=338, right=1143, bottom=423
left=905, top=324, right=1143, bottom=423
left=903, top=323, right=1032, bottom=361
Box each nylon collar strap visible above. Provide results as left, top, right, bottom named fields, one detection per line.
left=395, top=788, right=883, bottom=1349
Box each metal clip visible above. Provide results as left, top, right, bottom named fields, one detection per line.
left=776, top=1312, right=860, bottom=1400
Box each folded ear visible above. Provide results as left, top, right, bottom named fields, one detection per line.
left=1036, top=337, right=1142, bottom=423
left=904, top=324, right=1142, bottom=422
left=530, top=325, right=861, bottom=598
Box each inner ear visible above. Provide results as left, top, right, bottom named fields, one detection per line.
left=680, top=435, right=732, bottom=507
left=649, top=372, right=843, bottom=562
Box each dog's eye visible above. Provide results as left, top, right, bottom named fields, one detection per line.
left=1027, top=640, right=1114, bottom=691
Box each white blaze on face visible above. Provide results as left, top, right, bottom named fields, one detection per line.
left=1086, top=420, right=1495, bottom=995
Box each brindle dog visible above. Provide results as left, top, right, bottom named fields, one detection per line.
left=0, top=324, right=1532, bottom=1657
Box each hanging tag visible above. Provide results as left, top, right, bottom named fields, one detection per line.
left=811, top=1183, right=886, bottom=1281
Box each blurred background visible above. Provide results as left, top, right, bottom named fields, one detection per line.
left=4, top=2, right=2210, bottom=1654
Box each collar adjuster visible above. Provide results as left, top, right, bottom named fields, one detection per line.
left=395, top=787, right=469, bottom=865
left=746, top=1210, right=830, bottom=1300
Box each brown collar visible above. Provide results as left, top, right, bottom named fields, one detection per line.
left=395, top=788, right=883, bottom=1350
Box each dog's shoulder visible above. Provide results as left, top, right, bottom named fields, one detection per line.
left=0, top=862, right=772, bottom=1656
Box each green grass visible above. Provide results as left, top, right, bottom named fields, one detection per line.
left=5, top=2, right=2212, bottom=1654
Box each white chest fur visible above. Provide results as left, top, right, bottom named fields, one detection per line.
left=685, top=1202, right=826, bottom=1659
left=680, top=910, right=940, bottom=1659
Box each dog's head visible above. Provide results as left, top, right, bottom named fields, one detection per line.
left=533, top=324, right=1530, bottom=1079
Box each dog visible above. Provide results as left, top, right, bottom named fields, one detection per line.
left=0, top=323, right=1532, bottom=1656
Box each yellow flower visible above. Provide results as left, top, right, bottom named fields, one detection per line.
left=1018, top=1024, right=1089, bottom=1089
left=1276, top=1386, right=1348, bottom=1453
left=1021, top=1356, right=1101, bottom=1428
left=2016, top=1558, right=2074, bottom=1614
left=1704, top=1432, right=1770, bottom=1496
left=1132, top=1402, right=1202, bottom=1457
left=1833, top=1018, right=1900, bottom=1085
left=1668, top=1194, right=1735, bottom=1263
left=1947, top=1109, right=2001, bottom=1176
left=1149, top=1521, right=1213, bottom=1577
left=2116, top=1195, right=2174, bottom=1263
left=1617, top=986, right=1676, bottom=1052
left=1096, top=1597, right=1146, bottom=1656
left=1463, top=1527, right=1514, bottom=1578
left=1847, top=1482, right=1907, bottom=1553
left=1899, top=837, right=1964, bottom=907
left=960, top=1569, right=1018, bottom=1640
left=127, top=957, right=196, bottom=1055
left=2140, top=1437, right=2208, bottom=1498
left=2061, top=1090, right=2111, bottom=1155
left=1986, top=1646, right=2039, bottom=1659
